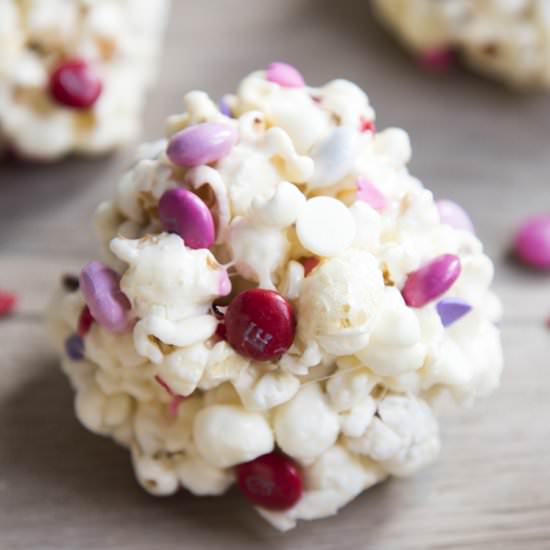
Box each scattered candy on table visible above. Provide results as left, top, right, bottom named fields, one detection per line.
left=514, top=214, right=550, bottom=270
left=0, top=290, right=17, bottom=317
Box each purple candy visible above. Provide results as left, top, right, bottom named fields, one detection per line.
left=266, top=62, right=305, bottom=88
left=436, top=200, right=474, bottom=233
left=159, top=188, right=216, bottom=249
left=356, top=177, right=387, bottom=211
left=436, top=297, right=472, bottom=327
left=80, top=261, right=132, bottom=333
left=65, top=333, right=85, bottom=360
left=167, top=122, right=238, bottom=167
left=402, top=254, right=462, bottom=308
left=219, top=96, right=233, bottom=117
left=514, top=214, right=550, bottom=270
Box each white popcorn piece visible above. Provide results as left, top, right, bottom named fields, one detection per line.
left=372, top=0, right=550, bottom=88
left=193, top=405, right=274, bottom=468
left=49, top=66, right=502, bottom=531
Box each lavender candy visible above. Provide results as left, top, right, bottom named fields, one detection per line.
left=79, top=261, right=132, bottom=333
left=436, top=200, right=474, bottom=233
left=167, top=122, right=238, bottom=167
left=266, top=62, right=305, bottom=88
left=436, top=297, right=472, bottom=327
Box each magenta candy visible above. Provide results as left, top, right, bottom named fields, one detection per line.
left=266, top=62, right=305, bottom=88
left=356, top=177, right=387, bottom=211
left=419, top=47, right=455, bottom=72
left=79, top=261, right=132, bottom=332
left=436, top=200, right=475, bottom=233
left=514, top=214, right=550, bottom=270
left=159, top=188, right=215, bottom=249
left=402, top=254, right=462, bottom=308
left=218, top=270, right=232, bottom=296
left=167, top=122, right=238, bottom=167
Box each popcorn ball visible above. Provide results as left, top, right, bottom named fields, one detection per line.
left=372, top=0, right=550, bottom=88
left=0, top=0, right=169, bottom=160
left=48, top=63, right=503, bottom=531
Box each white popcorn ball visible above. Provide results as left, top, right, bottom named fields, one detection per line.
left=49, top=64, right=502, bottom=531
left=372, top=0, right=550, bottom=89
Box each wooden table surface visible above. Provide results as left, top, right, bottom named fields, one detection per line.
left=1, top=1, right=550, bottom=548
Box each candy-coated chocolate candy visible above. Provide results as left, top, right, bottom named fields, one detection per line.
left=77, top=306, right=94, bottom=337
left=224, top=289, right=295, bottom=361
left=167, top=122, right=238, bottom=167
left=236, top=451, right=303, bottom=510
left=436, top=297, right=472, bottom=327
left=356, top=177, right=387, bottom=211
left=266, top=62, right=305, bottom=88
left=158, top=188, right=216, bottom=249
left=514, top=214, right=550, bottom=270
left=79, top=261, right=131, bottom=333
left=219, top=96, right=233, bottom=117
left=296, top=197, right=355, bottom=257
left=436, top=200, right=474, bottom=233
left=403, top=254, right=462, bottom=308
left=419, top=48, right=455, bottom=72
left=0, top=290, right=17, bottom=317
left=49, top=59, right=102, bottom=109
left=360, top=118, right=376, bottom=133
left=65, top=333, right=85, bottom=361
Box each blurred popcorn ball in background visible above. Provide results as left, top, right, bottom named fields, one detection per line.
left=48, top=64, right=503, bottom=531
left=371, top=0, right=550, bottom=88
left=0, top=0, right=169, bottom=160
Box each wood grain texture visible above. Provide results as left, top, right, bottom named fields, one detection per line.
left=1, top=1, right=549, bottom=548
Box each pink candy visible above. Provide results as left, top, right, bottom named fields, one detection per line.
left=402, top=254, right=462, bottom=308
left=436, top=200, right=474, bottom=233
left=79, top=261, right=132, bottom=332
left=167, top=122, right=238, bottom=167
left=514, top=215, right=550, bottom=270
left=159, top=188, right=216, bottom=249
left=356, top=177, right=387, bottom=211
left=266, top=62, right=305, bottom=88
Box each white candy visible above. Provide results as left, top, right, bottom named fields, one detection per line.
left=296, top=197, right=356, bottom=257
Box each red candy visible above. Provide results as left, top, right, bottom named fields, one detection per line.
left=360, top=118, right=376, bottom=134
left=236, top=451, right=303, bottom=510
left=224, top=289, right=296, bottom=361
left=0, top=290, right=17, bottom=317
left=299, top=256, right=320, bottom=277
left=49, top=58, right=102, bottom=109
left=77, top=306, right=94, bottom=337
